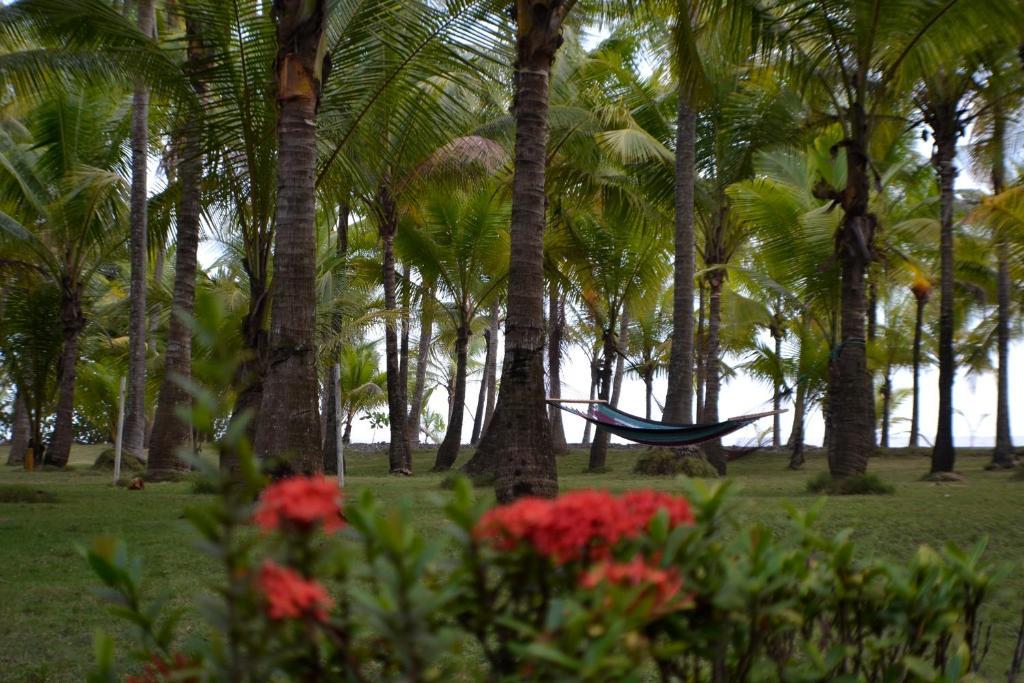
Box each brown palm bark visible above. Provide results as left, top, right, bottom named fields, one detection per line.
left=880, top=369, right=892, bottom=448
left=664, top=88, right=697, bottom=424
left=47, top=284, right=85, bottom=468
left=124, top=0, right=156, bottom=462
left=695, top=282, right=705, bottom=421
left=547, top=280, right=568, bottom=453
left=787, top=379, right=806, bottom=470
left=991, top=110, right=1014, bottom=468
left=702, top=272, right=725, bottom=474
left=820, top=100, right=875, bottom=478
left=909, top=288, right=928, bottom=447
left=927, top=104, right=959, bottom=474
left=587, top=322, right=616, bottom=472
left=147, top=21, right=205, bottom=480
left=771, top=318, right=783, bottom=449
left=433, top=323, right=470, bottom=470
left=252, top=0, right=329, bottom=476
left=407, top=286, right=433, bottom=451
left=481, top=297, right=499, bottom=431
left=377, top=185, right=411, bottom=475
left=462, top=1, right=567, bottom=502
left=223, top=279, right=269, bottom=473
left=643, top=370, right=654, bottom=421
left=323, top=204, right=349, bottom=472
left=7, top=389, right=29, bottom=466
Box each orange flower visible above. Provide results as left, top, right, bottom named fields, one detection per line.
left=474, top=489, right=694, bottom=563
left=258, top=560, right=334, bottom=622
left=254, top=475, right=344, bottom=533
left=580, top=557, right=684, bottom=612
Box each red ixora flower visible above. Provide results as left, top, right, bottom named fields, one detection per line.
left=258, top=560, right=334, bottom=622
left=474, top=489, right=694, bottom=563
left=126, top=652, right=199, bottom=683
left=254, top=475, right=344, bottom=533
left=580, top=557, right=684, bottom=612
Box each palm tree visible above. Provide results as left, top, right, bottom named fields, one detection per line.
left=397, top=185, right=508, bottom=471
left=147, top=15, right=207, bottom=479
left=123, top=0, right=156, bottom=462
left=625, top=287, right=671, bottom=420
left=768, top=0, right=1021, bottom=478
left=252, top=0, right=331, bottom=475
left=0, top=88, right=129, bottom=468
left=466, top=0, right=579, bottom=501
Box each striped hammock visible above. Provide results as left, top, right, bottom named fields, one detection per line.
left=549, top=400, right=780, bottom=448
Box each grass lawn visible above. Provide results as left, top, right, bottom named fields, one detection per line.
left=0, top=444, right=1021, bottom=681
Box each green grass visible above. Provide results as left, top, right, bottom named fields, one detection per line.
left=1, top=444, right=1022, bottom=681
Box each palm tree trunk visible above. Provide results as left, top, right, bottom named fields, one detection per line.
left=880, top=368, right=891, bottom=449
left=399, top=266, right=411, bottom=438
left=47, top=286, right=85, bottom=469
left=7, top=389, right=29, bottom=466
left=930, top=118, right=958, bottom=474
left=703, top=274, right=725, bottom=474
left=787, top=380, right=806, bottom=470
left=147, top=25, right=204, bottom=478
left=695, top=282, right=705, bottom=422
left=610, top=312, right=628, bottom=408
left=252, top=0, right=329, bottom=476
left=991, top=111, right=1014, bottom=467
left=910, top=293, right=926, bottom=447
left=433, top=323, right=470, bottom=471
left=548, top=280, right=568, bottom=453
left=224, top=279, right=269, bottom=473
left=644, top=372, right=653, bottom=421
left=378, top=186, right=412, bottom=475
left=588, top=324, right=616, bottom=472
left=482, top=297, right=499, bottom=431
left=462, top=3, right=564, bottom=502
left=407, top=286, right=433, bottom=451
left=581, top=356, right=597, bottom=445
left=826, top=101, right=875, bottom=478
left=124, top=0, right=156, bottom=462
left=772, top=328, right=783, bottom=449
left=322, top=203, right=349, bottom=470
left=664, top=89, right=696, bottom=425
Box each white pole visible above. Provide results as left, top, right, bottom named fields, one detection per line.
left=334, top=363, right=344, bottom=489
left=113, top=376, right=127, bottom=484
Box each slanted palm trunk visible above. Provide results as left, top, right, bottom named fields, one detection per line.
left=148, top=29, right=204, bottom=478
left=664, top=90, right=696, bottom=424
left=991, top=112, right=1014, bottom=467
left=880, top=368, right=892, bottom=448
left=702, top=272, right=725, bottom=474
left=771, top=323, right=783, bottom=449
left=433, top=323, right=470, bottom=470
left=823, top=103, right=875, bottom=478
left=7, top=389, right=29, bottom=466
left=581, top=356, right=598, bottom=445
left=47, top=285, right=85, bottom=468
left=695, top=283, right=706, bottom=421
left=610, top=313, right=628, bottom=408
left=587, top=324, right=616, bottom=472
left=124, top=0, right=156, bottom=462
left=787, top=380, right=806, bottom=470
left=407, top=287, right=433, bottom=451
left=252, top=0, right=329, bottom=476
left=929, top=115, right=958, bottom=473
left=482, top=298, right=499, bottom=431
left=378, top=185, right=411, bottom=475
left=548, top=281, right=568, bottom=453
left=462, top=2, right=566, bottom=501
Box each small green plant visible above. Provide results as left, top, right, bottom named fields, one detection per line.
left=0, top=485, right=58, bottom=504
left=807, top=471, right=895, bottom=495
left=91, top=449, right=145, bottom=474
left=189, top=476, right=219, bottom=495
left=633, top=447, right=719, bottom=478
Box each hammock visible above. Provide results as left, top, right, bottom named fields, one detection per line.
left=548, top=399, right=782, bottom=448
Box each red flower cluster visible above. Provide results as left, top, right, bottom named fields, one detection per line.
left=254, top=475, right=344, bottom=533
left=126, top=653, right=199, bottom=683
left=258, top=560, right=334, bottom=622
left=580, top=557, right=684, bottom=611
left=474, top=489, right=694, bottom=563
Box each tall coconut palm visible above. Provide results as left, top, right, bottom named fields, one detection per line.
left=252, top=0, right=331, bottom=475
left=0, top=88, right=129, bottom=468
left=123, top=0, right=156, bottom=462
left=147, top=15, right=207, bottom=479
left=397, top=185, right=509, bottom=471
left=768, top=0, right=1022, bottom=478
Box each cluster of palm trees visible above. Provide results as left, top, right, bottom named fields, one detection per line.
left=1, top=1, right=1022, bottom=499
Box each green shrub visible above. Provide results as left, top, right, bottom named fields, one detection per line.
left=807, top=471, right=894, bottom=495
left=632, top=447, right=719, bottom=478
left=189, top=476, right=219, bottom=495
left=0, top=485, right=58, bottom=504
left=91, top=448, right=145, bottom=474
